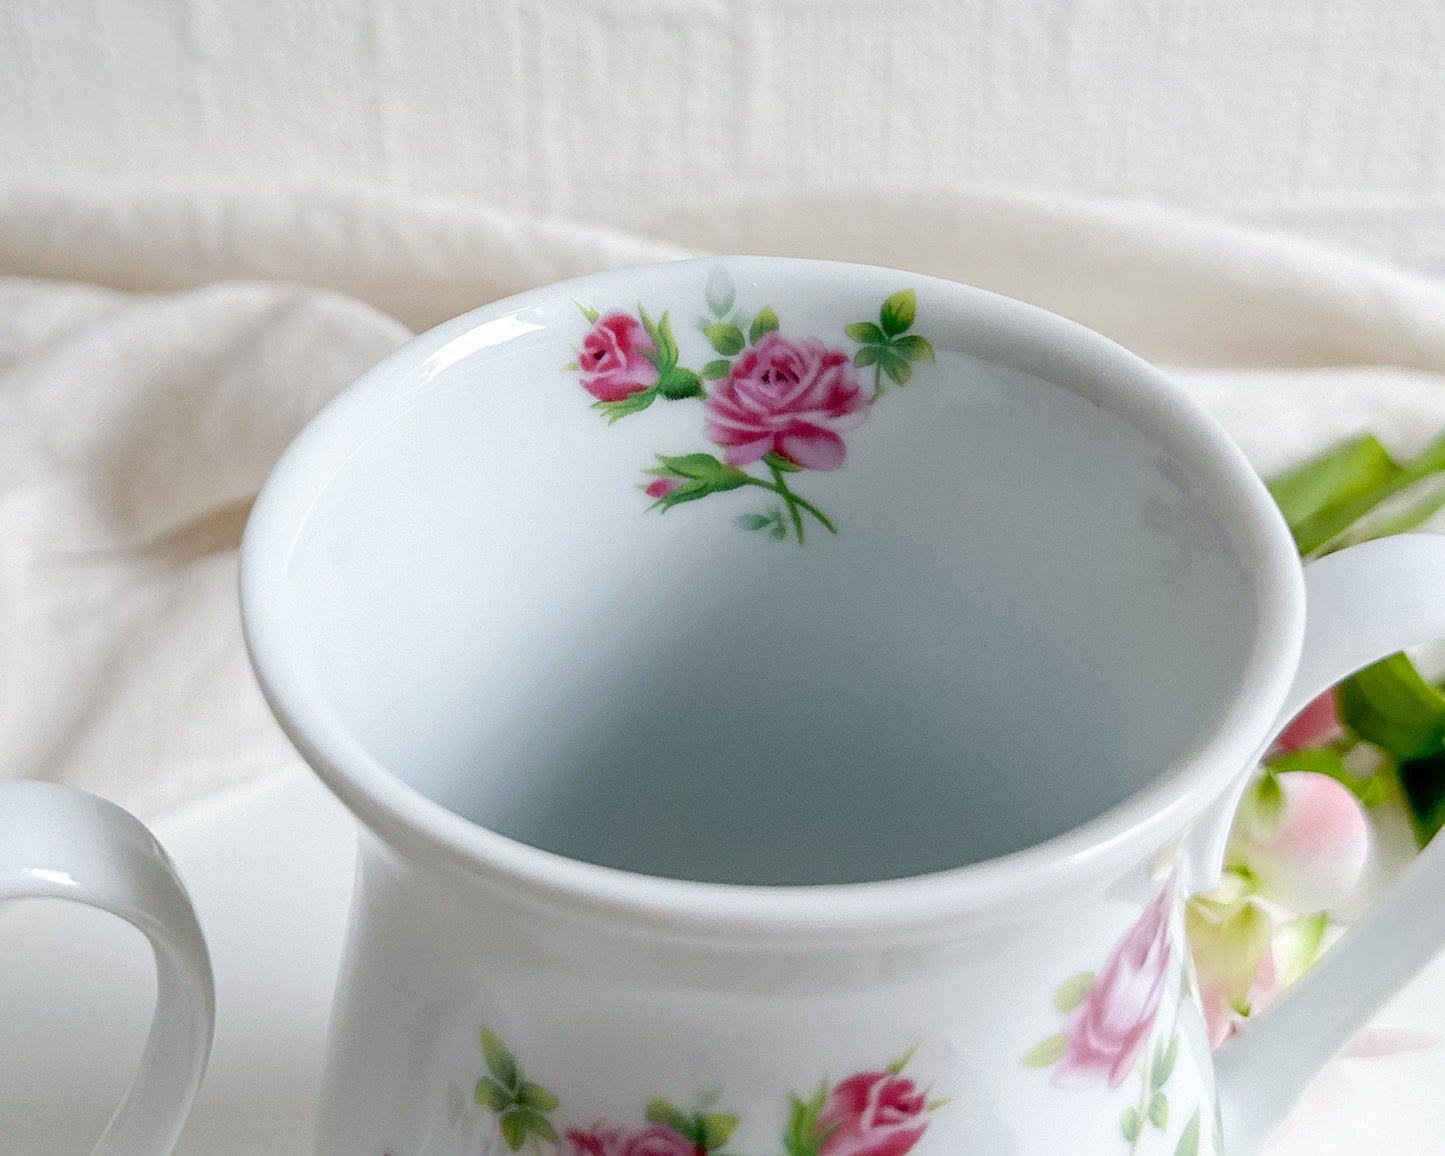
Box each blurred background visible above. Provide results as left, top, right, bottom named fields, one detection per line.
left=6, top=0, right=1445, bottom=272
left=6, top=2, right=1445, bottom=1153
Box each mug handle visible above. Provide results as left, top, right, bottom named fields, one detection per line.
left=0, top=780, right=215, bottom=1156
left=1213, top=534, right=1445, bottom=1153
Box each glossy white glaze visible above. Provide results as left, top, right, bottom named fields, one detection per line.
left=0, top=781, right=214, bottom=1155
left=238, top=258, right=1445, bottom=1154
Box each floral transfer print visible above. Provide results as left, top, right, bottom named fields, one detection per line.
left=462, top=1028, right=941, bottom=1156
left=1024, top=880, right=1220, bottom=1155
left=566, top=267, right=935, bottom=544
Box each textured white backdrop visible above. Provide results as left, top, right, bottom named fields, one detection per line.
left=4, top=0, right=1445, bottom=273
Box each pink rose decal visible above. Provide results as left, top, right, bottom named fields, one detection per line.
left=705, top=332, right=869, bottom=471
left=644, top=477, right=681, bottom=499
left=1054, top=886, right=1173, bottom=1090
left=567, top=277, right=934, bottom=542
left=567, top=1122, right=628, bottom=1156
left=622, top=1124, right=699, bottom=1156
left=565, top=1122, right=698, bottom=1156
left=578, top=313, right=659, bottom=402
left=816, top=1071, right=929, bottom=1156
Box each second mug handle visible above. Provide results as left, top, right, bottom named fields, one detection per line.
left=0, top=780, right=215, bottom=1156
left=1212, top=534, right=1445, bottom=1153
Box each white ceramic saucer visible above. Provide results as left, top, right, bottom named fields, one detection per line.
left=1, top=767, right=1443, bottom=1154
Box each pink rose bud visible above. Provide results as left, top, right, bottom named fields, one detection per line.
left=1227, top=771, right=1371, bottom=914
left=578, top=313, right=659, bottom=402
left=645, top=477, right=681, bottom=499
left=817, top=1071, right=930, bottom=1156
left=705, top=332, right=869, bottom=471
left=1055, top=887, right=1173, bottom=1089
left=1271, top=689, right=1343, bottom=753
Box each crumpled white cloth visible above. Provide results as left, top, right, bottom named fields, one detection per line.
left=5, top=184, right=1445, bottom=821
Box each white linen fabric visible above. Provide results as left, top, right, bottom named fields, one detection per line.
left=5, top=0, right=1445, bottom=276
left=5, top=184, right=1445, bottom=823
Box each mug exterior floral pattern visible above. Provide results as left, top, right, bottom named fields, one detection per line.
left=239, top=257, right=1445, bottom=1155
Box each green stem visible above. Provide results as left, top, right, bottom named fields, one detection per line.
left=768, top=460, right=806, bottom=544
left=873, top=362, right=884, bottom=397
left=1129, top=1068, right=1148, bottom=1156
left=743, top=476, right=838, bottom=539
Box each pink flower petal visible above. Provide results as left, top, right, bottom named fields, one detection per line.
left=1343, top=1028, right=1441, bottom=1059
left=779, top=426, right=847, bottom=471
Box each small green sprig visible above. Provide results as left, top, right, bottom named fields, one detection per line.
left=645, top=1096, right=739, bottom=1154
left=474, top=1028, right=560, bottom=1151
left=845, top=290, right=935, bottom=396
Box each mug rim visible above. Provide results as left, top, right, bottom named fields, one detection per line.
left=239, top=256, right=1305, bottom=944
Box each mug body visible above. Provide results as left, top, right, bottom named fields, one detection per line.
left=240, top=257, right=1303, bottom=1154
left=321, top=837, right=1218, bottom=1154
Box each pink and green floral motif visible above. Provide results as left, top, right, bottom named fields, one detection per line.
left=1023, top=882, right=1213, bottom=1155
left=471, top=1028, right=940, bottom=1156
left=566, top=268, right=935, bottom=544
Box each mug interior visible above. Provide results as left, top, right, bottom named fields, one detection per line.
left=253, top=260, right=1265, bottom=887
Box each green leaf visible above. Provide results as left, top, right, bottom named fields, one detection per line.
left=1265, top=745, right=1393, bottom=808
left=1338, top=653, right=1445, bottom=763
left=1327, top=470, right=1445, bottom=550
left=499, top=1110, right=527, bottom=1151
left=705, top=267, right=736, bottom=318
left=702, top=358, right=732, bottom=381
left=784, top=1082, right=830, bottom=1156
left=592, top=388, right=658, bottom=422
left=1268, top=435, right=1401, bottom=552
left=750, top=306, right=780, bottom=345
left=516, top=1082, right=558, bottom=1112
left=640, top=305, right=679, bottom=369
left=658, top=366, right=705, bottom=400
left=892, top=334, right=935, bottom=363
left=513, top=1108, right=557, bottom=1144
left=561, top=360, right=579, bottom=371
left=1266, top=432, right=1445, bottom=555
left=879, top=289, right=917, bottom=336
left=1176, top=1111, right=1201, bottom=1156
left=737, top=513, right=774, bottom=531
left=1149, top=1091, right=1170, bottom=1130
left=574, top=300, right=601, bottom=324
left=925, top=1097, right=952, bottom=1112
left=877, top=349, right=912, bottom=385
left=886, top=1043, right=919, bottom=1075
left=1022, top=1034, right=1069, bottom=1067
left=846, top=321, right=886, bottom=344
left=1399, top=750, right=1445, bottom=844
left=764, top=451, right=802, bottom=472
left=700, top=1113, right=739, bottom=1150
left=1152, top=1032, right=1179, bottom=1091
left=480, top=1028, right=519, bottom=1090
left=476, top=1078, right=512, bottom=1113
left=1121, top=1106, right=1142, bottom=1143
left=704, top=322, right=746, bottom=356
left=646, top=1098, right=694, bottom=1139
left=1054, top=971, right=1096, bottom=1013
left=853, top=346, right=881, bottom=368
left=654, top=453, right=748, bottom=488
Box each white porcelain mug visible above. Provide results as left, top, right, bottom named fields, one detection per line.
left=240, top=257, right=1445, bottom=1155
left=0, top=781, right=214, bottom=1154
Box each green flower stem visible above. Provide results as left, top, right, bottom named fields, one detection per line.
left=1128, top=1076, right=1147, bottom=1156
left=743, top=472, right=838, bottom=541
left=768, top=459, right=806, bottom=543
